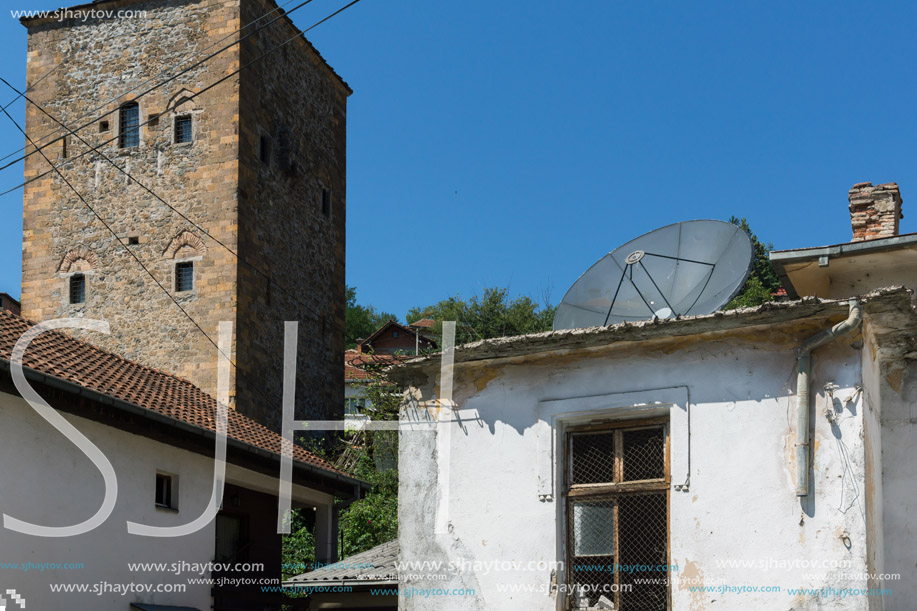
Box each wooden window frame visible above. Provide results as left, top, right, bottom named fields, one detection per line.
left=564, top=416, right=671, bottom=610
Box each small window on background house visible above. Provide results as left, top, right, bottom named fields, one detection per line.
left=321, top=188, right=331, bottom=217
left=566, top=420, right=669, bottom=611
left=175, top=261, right=194, bottom=292
left=69, top=274, right=86, bottom=305
left=118, top=102, right=140, bottom=148
left=174, top=115, right=192, bottom=144
left=99, top=120, right=109, bottom=133
left=392, top=330, right=399, bottom=338
left=155, top=473, right=175, bottom=509
left=260, top=135, right=271, bottom=164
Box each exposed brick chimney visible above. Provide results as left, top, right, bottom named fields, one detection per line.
left=849, top=182, right=903, bottom=242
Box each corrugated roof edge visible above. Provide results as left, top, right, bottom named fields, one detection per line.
left=388, top=287, right=917, bottom=382
left=285, top=539, right=399, bottom=586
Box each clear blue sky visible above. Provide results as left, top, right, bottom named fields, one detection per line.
left=1, top=1, right=915, bottom=320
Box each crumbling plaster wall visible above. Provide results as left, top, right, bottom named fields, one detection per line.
left=400, top=330, right=873, bottom=610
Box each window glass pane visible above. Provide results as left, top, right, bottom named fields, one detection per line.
left=155, top=474, right=171, bottom=507
left=174, top=116, right=192, bottom=143
left=175, top=262, right=194, bottom=292
left=570, top=431, right=615, bottom=484
left=119, top=103, right=139, bottom=147
left=572, top=500, right=615, bottom=556
left=622, top=427, right=665, bottom=482
left=69, top=274, right=85, bottom=304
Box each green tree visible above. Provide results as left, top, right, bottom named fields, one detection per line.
left=345, top=285, right=397, bottom=349
left=407, top=286, right=556, bottom=345
left=281, top=509, right=316, bottom=582
left=336, top=362, right=403, bottom=557
left=724, top=217, right=782, bottom=309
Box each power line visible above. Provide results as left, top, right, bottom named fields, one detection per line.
left=3, top=75, right=346, bottom=340
left=0, top=0, right=365, bottom=346
left=0, top=95, right=235, bottom=367
left=0, top=0, right=319, bottom=174
left=0, top=0, right=302, bottom=166
left=0, top=0, right=354, bottom=199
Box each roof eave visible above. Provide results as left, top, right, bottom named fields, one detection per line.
left=769, top=233, right=917, bottom=299
left=388, top=287, right=915, bottom=383
left=0, top=359, right=371, bottom=495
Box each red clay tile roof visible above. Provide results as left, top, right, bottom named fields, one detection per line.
left=344, top=350, right=405, bottom=382
left=0, top=309, right=349, bottom=477
left=409, top=318, right=435, bottom=329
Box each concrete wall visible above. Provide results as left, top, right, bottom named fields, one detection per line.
left=0, top=388, right=339, bottom=609
left=863, top=321, right=917, bottom=610
left=399, top=328, right=878, bottom=610
left=0, top=388, right=215, bottom=609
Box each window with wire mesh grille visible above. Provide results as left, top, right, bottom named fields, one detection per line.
left=174, top=115, right=192, bottom=144
left=566, top=420, right=669, bottom=611
left=175, top=261, right=194, bottom=292
left=119, top=102, right=140, bottom=148
left=69, top=274, right=86, bottom=304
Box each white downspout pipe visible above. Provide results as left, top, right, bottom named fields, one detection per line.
left=795, top=299, right=862, bottom=496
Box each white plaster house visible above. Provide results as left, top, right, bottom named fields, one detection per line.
left=0, top=311, right=368, bottom=611
left=391, top=182, right=916, bottom=611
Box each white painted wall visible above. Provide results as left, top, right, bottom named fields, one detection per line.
left=0, top=390, right=215, bottom=609
left=0, top=389, right=335, bottom=610
left=400, top=334, right=879, bottom=610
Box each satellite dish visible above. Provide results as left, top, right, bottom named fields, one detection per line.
left=553, top=220, right=754, bottom=330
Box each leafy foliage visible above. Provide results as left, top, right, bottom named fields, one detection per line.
left=407, top=286, right=556, bottom=345
left=724, top=217, right=782, bottom=309
left=345, top=285, right=397, bottom=349
left=281, top=509, right=316, bottom=582
left=339, top=452, right=398, bottom=558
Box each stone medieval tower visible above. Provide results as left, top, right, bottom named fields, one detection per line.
left=19, top=0, right=349, bottom=430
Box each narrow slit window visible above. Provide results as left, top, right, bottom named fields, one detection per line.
left=69, top=274, right=86, bottom=304
left=260, top=135, right=271, bottom=164
left=174, top=115, right=192, bottom=144
left=321, top=188, right=331, bottom=217
left=118, top=102, right=139, bottom=148
left=175, top=261, right=194, bottom=292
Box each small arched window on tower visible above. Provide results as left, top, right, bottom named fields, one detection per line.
left=119, top=102, right=140, bottom=148
left=164, top=231, right=206, bottom=294
left=59, top=247, right=99, bottom=307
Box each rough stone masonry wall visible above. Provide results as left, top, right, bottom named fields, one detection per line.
left=21, top=0, right=241, bottom=401
left=849, top=182, right=903, bottom=242
left=235, top=0, right=348, bottom=427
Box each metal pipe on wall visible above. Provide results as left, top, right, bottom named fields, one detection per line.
left=795, top=299, right=862, bottom=496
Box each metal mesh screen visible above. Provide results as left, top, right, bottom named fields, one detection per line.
left=622, top=427, right=665, bottom=481
left=570, top=431, right=615, bottom=484
left=568, top=499, right=615, bottom=607
left=618, top=492, right=668, bottom=611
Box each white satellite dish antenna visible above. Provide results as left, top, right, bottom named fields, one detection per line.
left=553, top=220, right=754, bottom=330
